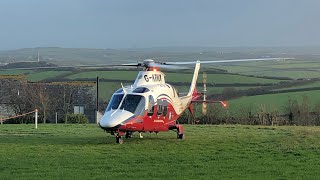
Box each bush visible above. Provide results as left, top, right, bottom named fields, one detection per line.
left=66, top=114, right=89, bottom=124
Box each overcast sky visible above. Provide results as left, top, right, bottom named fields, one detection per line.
left=0, top=0, right=320, bottom=50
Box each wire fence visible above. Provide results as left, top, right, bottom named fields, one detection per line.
left=0, top=110, right=97, bottom=124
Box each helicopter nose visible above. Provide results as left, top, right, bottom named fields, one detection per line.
left=99, top=109, right=134, bottom=128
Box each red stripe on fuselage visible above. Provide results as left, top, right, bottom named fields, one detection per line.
left=120, top=98, right=179, bottom=132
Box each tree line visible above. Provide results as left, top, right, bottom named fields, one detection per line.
left=0, top=78, right=96, bottom=123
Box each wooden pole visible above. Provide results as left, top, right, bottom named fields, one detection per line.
left=202, top=72, right=207, bottom=115
left=55, top=112, right=58, bottom=124
left=35, top=109, right=38, bottom=129
left=96, top=76, right=99, bottom=124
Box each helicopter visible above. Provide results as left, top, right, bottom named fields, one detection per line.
left=98, top=58, right=291, bottom=144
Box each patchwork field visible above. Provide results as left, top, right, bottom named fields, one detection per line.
left=1, top=58, right=319, bottom=107
left=214, top=59, right=320, bottom=79
left=27, top=71, right=71, bottom=82
left=229, top=90, right=320, bottom=113
left=1, top=124, right=320, bottom=179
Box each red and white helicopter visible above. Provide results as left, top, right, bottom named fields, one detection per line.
left=99, top=58, right=290, bottom=143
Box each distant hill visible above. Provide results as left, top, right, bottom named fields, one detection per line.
left=1, top=61, right=57, bottom=69
left=0, top=46, right=318, bottom=66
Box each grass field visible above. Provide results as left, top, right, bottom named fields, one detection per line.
left=274, top=81, right=320, bottom=91
left=0, top=69, right=34, bottom=75
left=27, top=71, right=71, bottom=82
left=67, top=71, right=138, bottom=81
left=229, top=90, right=320, bottom=113
left=213, top=60, right=320, bottom=79
left=66, top=71, right=282, bottom=84
left=1, top=124, right=320, bottom=179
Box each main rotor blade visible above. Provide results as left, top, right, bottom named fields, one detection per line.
left=164, top=57, right=294, bottom=65
left=0, top=63, right=141, bottom=70
left=151, top=63, right=189, bottom=69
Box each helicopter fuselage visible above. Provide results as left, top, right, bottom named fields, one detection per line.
left=99, top=64, right=200, bottom=143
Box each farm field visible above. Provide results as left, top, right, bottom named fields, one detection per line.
left=252, top=70, right=320, bottom=79
left=27, top=71, right=71, bottom=82
left=1, top=58, right=319, bottom=104
left=273, top=81, right=320, bottom=91
left=229, top=90, right=320, bottom=113
left=66, top=70, right=282, bottom=84
left=0, top=69, right=34, bottom=75
left=1, top=124, right=320, bottom=179
left=213, top=60, right=320, bottom=79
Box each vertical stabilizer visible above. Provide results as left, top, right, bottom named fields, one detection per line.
left=187, top=61, right=200, bottom=97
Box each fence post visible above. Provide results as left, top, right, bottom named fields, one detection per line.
left=35, top=109, right=38, bottom=129
left=55, top=112, right=58, bottom=124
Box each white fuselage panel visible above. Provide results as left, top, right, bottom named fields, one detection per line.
left=133, top=71, right=165, bottom=87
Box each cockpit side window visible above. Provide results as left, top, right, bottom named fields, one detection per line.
left=106, top=94, right=124, bottom=111
left=157, top=99, right=163, bottom=116
left=147, top=95, right=155, bottom=116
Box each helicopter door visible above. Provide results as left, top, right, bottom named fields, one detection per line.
left=153, top=99, right=167, bottom=131
left=144, top=95, right=156, bottom=131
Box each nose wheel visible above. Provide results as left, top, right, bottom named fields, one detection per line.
left=116, top=135, right=123, bottom=144
left=115, top=131, right=125, bottom=144
left=177, top=133, right=185, bottom=139
left=125, top=132, right=133, bottom=138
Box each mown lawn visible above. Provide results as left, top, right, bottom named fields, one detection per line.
left=1, top=124, right=320, bottom=179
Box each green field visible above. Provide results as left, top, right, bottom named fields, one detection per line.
left=27, top=71, right=71, bottom=82
left=252, top=71, right=320, bottom=79
left=274, top=81, right=320, bottom=91
left=0, top=69, right=34, bottom=75
left=1, top=124, right=320, bottom=179
left=1, top=59, right=319, bottom=106
left=66, top=71, right=282, bottom=84
left=213, top=60, right=320, bottom=79
left=67, top=71, right=138, bottom=81
left=229, top=90, right=320, bottom=113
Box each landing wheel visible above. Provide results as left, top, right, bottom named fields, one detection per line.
left=125, top=132, right=133, bottom=139
left=116, top=136, right=123, bottom=144
left=177, top=133, right=185, bottom=140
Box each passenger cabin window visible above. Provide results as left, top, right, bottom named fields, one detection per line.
left=147, top=95, right=155, bottom=116
left=163, top=100, right=168, bottom=116
left=157, top=99, right=163, bottom=116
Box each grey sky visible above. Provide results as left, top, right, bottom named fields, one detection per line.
left=0, top=0, right=320, bottom=50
